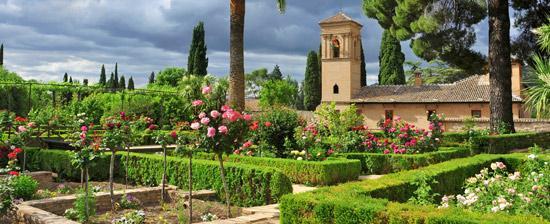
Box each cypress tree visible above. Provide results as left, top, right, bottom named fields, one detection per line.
left=119, top=75, right=126, bottom=89
left=114, top=63, right=119, bottom=89
left=108, top=72, right=115, bottom=89
left=188, top=21, right=208, bottom=76
left=0, top=43, right=3, bottom=66
left=269, top=65, right=283, bottom=80
left=318, top=43, right=322, bottom=93
left=360, top=40, right=367, bottom=87
left=99, top=64, right=107, bottom=86
left=127, top=77, right=135, bottom=90
left=63, top=73, right=68, bottom=82
left=148, top=71, right=155, bottom=84
left=303, top=51, right=321, bottom=111
left=294, top=81, right=305, bottom=110
left=378, top=30, right=405, bottom=85
left=83, top=79, right=89, bottom=86
left=69, top=76, right=73, bottom=83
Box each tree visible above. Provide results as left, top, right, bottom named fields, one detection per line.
left=488, top=0, right=515, bottom=133
left=379, top=30, right=405, bottom=85
left=269, top=65, right=283, bottom=80
left=360, top=40, right=367, bottom=87
left=405, top=60, right=469, bottom=84
left=188, top=21, right=209, bottom=76
left=245, top=68, right=268, bottom=97
left=99, top=65, right=107, bottom=86
left=156, top=67, right=186, bottom=87
left=63, top=73, right=68, bottom=82
left=108, top=72, right=115, bottom=90
left=229, top=0, right=286, bottom=111
left=69, top=77, right=73, bottom=83
left=303, top=51, right=321, bottom=110
left=295, top=81, right=305, bottom=110
left=148, top=71, right=155, bottom=84
left=83, top=79, right=89, bottom=86
left=119, top=75, right=126, bottom=89
left=259, top=78, right=298, bottom=108
left=114, top=63, right=119, bottom=89
left=0, top=43, right=3, bottom=66
left=127, top=77, right=135, bottom=90
left=511, top=0, right=550, bottom=64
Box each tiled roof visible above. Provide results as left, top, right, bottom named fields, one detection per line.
left=352, top=75, right=523, bottom=103
left=319, top=12, right=362, bottom=26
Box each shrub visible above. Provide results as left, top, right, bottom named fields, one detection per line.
left=72, top=190, right=96, bottom=223
left=336, top=147, right=471, bottom=174
left=10, top=175, right=38, bottom=200
left=470, top=132, right=550, bottom=154
left=252, top=107, right=301, bottom=158
left=0, top=177, right=15, bottom=216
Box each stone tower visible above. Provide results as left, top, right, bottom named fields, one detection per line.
left=319, top=12, right=363, bottom=103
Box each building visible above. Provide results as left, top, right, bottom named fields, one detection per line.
left=319, top=12, right=526, bottom=130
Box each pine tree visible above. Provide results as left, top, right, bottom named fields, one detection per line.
left=269, top=65, right=283, bottom=80
left=63, top=73, right=68, bottom=82
left=114, top=63, right=119, bottom=89
left=378, top=30, right=405, bottom=85
left=99, top=64, right=107, bottom=86
left=0, top=43, right=3, bottom=66
left=360, top=40, right=367, bottom=87
left=127, top=77, right=135, bottom=90
left=148, top=72, right=155, bottom=84
left=119, top=75, right=126, bottom=89
left=188, top=21, right=209, bottom=76
left=69, top=77, right=73, bottom=83
left=303, top=51, right=321, bottom=110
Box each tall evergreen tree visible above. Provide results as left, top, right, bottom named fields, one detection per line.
left=127, top=77, right=135, bottom=90
left=119, top=75, right=126, bottom=89
left=318, top=43, right=322, bottom=93
left=83, top=79, right=89, bottom=86
left=360, top=40, right=367, bottom=87
left=303, top=51, right=321, bottom=110
left=295, top=81, right=305, bottom=110
left=99, top=64, right=107, bottom=86
left=114, top=63, right=119, bottom=89
left=148, top=71, right=155, bottom=84
left=488, top=0, right=515, bottom=133
left=269, top=65, right=283, bottom=80
left=0, top=43, right=3, bottom=66
left=63, top=73, right=68, bottom=82
left=108, top=72, right=115, bottom=89
left=188, top=21, right=209, bottom=76
left=379, top=30, right=405, bottom=85
left=69, top=77, right=73, bottom=83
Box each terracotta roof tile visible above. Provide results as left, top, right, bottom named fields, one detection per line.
left=352, top=75, right=523, bottom=103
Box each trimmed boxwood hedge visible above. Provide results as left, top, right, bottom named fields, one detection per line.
left=193, top=153, right=361, bottom=186
left=335, top=147, right=471, bottom=174
left=279, top=154, right=549, bottom=223
left=24, top=148, right=293, bottom=206
left=471, top=132, right=550, bottom=154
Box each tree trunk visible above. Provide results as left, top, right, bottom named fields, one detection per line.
left=161, top=143, right=167, bottom=203
left=81, top=168, right=84, bottom=188
left=188, top=152, right=193, bottom=224
left=125, top=145, right=130, bottom=190
left=488, top=0, right=515, bottom=133
left=85, top=167, right=89, bottom=221
left=217, top=153, right=231, bottom=218
left=229, top=0, right=246, bottom=111
left=109, top=148, right=116, bottom=211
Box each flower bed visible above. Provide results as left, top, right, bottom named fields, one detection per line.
left=279, top=154, right=549, bottom=223
left=335, top=147, right=471, bottom=174
left=193, top=153, right=361, bottom=185
left=24, top=148, right=293, bottom=207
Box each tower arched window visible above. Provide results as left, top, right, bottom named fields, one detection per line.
left=333, top=84, right=339, bottom=94
left=331, top=38, right=340, bottom=58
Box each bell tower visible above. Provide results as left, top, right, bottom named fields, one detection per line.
left=319, top=12, right=363, bottom=103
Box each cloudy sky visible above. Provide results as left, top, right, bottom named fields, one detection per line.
left=0, top=0, right=512, bottom=87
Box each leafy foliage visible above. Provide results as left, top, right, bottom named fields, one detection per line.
left=258, top=79, right=298, bottom=108
left=303, top=51, right=321, bottom=110
left=9, top=175, right=38, bottom=200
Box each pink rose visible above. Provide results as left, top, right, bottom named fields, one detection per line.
left=192, top=100, right=204, bottom=107
left=81, top=126, right=88, bottom=132
left=221, top=105, right=231, bottom=112
left=202, top=86, right=212, bottom=94
left=27, top=122, right=36, bottom=128
left=17, top=126, right=27, bottom=133
left=198, top=112, right=207, bottom=119
left=383, top=149, right=390, bottom=154
left=200, top=117, right=210, bottom=125
left=210, top=110, right=220, bottom=118
left=243, top=114, right=252, bottom=121
left=264, top=121, right=272, bottom=127
left=120, top=111, right=126, bottom=118
left=223, top=111, right=241, bottom=122
left=207, top=127, right=216, bottom=138
left=218, top=125, right=228, bottom=134
left=190, top=122, right=201, bottom=130
left=243, top=141, right=253, bottom=148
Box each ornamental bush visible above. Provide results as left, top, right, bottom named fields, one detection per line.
left=252, top=107, right=301, bottom=158
left=9, top=174, right=38, bottom=200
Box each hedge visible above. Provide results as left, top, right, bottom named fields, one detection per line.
left=280, top=154, right=548, bottom=223
left=193, top=153, right=361, bottom=186
left=335, top=147, right=471, bottom=174
left=471, top=132, right=550, bottom=154
left=24, top=148, right=293, bottom=207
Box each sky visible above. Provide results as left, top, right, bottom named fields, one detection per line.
left=0, top=0, right=513, bottom=87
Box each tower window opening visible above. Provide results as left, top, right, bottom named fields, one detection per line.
left=333, top=84, right=339, bottom=94
left=331, top=38, right=340, bottom=58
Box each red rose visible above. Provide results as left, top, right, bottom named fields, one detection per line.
left=8, top=171, right=19, bottom=176
left=170, top=131, right=178, bottom=139
left=7, top=152, right=17, bottom=159
left=264, top=122, right=272, bottom=127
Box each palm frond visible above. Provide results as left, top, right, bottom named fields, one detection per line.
left=525, top=55, right=550, bottom=118
left=276, top=0, right=286, bottom=14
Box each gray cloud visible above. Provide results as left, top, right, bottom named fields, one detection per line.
left=0, top=0, right=496, bottom=86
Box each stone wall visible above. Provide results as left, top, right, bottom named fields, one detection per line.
left=443, top=118, right=550, bottom=132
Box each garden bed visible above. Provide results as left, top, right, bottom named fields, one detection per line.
left=279, top=153, right=549, bottom=223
